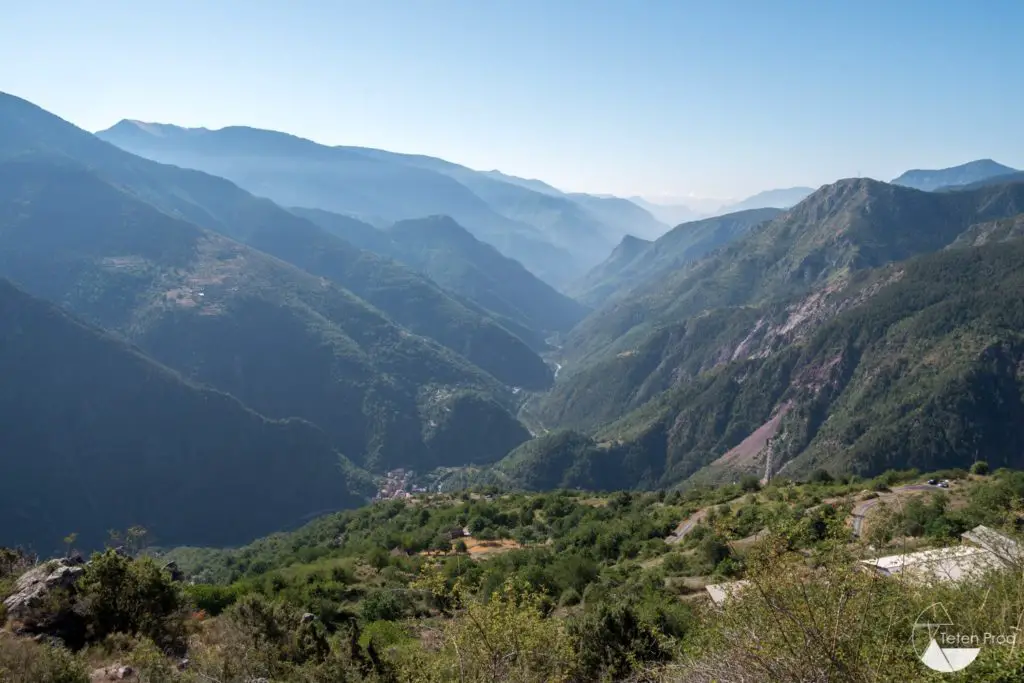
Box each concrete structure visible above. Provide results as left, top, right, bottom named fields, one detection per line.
left=705, top=579, right=750, bottom=607
left=961, top=524, right=1023, bottom=565
left=859, top=546, right=1003, bottom=583
left=861, top=527, right=1020, bottom=584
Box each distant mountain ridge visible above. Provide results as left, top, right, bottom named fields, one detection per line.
left=292, top=207, right=589, bottom=343
left=568, top=208, right=783, bottom=307
left=0, top=92, right=551, bottom=390
left=717, top=187, right=815, bottom=214
left=892, top=159, right=1018, bottom=191
left=96, top=120, right=664, bottom=286
left=0, top=92, right=537, bottom=476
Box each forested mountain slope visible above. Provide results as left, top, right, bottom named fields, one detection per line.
left=0, top=158, right=530, bottom=472
left=0, top=91, right=550, bottom=389
left=508, top=233, right=1024, bottom=490
left=293, top=208, right=589, bottom=339
left=0, top=278, right=375, bottom=551
left=562, top=177, right=1024, bottom=368
left=568, top=208, right=782, bottom=307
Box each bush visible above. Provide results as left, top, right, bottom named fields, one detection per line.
left=809, top=469, right=834, bottom=484
left=559, top=587, right=581, bottom=607
left=78, top=550, right=184, bottom=649
left=360, top=589, right=408, bottom=623
left=971, top=461, right=991, bottom=476
left=185, top=583, right=243, bottom=616
left=739, top=475, right=762, bottom=493
left=570, top=600, right=671, bottom=680
left=0, top=637, right=88, bottom=683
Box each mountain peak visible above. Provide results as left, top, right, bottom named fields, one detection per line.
left=892, top=159, right=1018, bottom=191
left=103, top=119, right=195, bottom=137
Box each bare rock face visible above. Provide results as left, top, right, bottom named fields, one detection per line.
left=2, top=557, right=87, bottom=647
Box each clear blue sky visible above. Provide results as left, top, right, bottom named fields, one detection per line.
left=2, top=0, right=1022, bottom=200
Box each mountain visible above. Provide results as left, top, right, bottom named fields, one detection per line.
left=95, top=121, right=596, bottom=286
left=0, top=91, right=549, bottom=390
left=939, top=171, right=1024, bottom=192
left=892, top=159, right=1018, bottom=191
left=502, top=232, right=1024, bottom=490
left=519, top=175, right=1024, bottom=489
left=480, top=170, right=563, bottom=196
left=628, top=197, right=705, bottom=227
left=565, top=193, right=668, bottom=241
left=717, top=186, right=815, bottom=213
left=292, top=209, right=589, bottom=342
left=0, top=277, right=376, bottom=551
left=535, top=177, right=1024, bottom=439
left=568, top=208, right=782, bottom=307
left=349, top=148, right=623, bottom=270
left=0, top=156, right=530, bottom=472
left=561, top=177, right=1024, bottom=370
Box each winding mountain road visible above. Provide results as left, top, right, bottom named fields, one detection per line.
left=666, top=508, right=708, bottom=544
left=850, top=484, right=937, bottom=537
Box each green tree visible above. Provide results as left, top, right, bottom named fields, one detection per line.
left=360, top=590, right=407, bottom=622
left=570, top=599, right=671, bottom=681
left=971, top=460, right=991, bottom=476
left=77, top=550, right=183, bottom=647
left=62, top=533, right=77, bottom=559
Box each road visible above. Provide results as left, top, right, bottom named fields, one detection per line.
left=850, top=484, right=937, bottom=537
left=665, top=508, right=708, bottom=544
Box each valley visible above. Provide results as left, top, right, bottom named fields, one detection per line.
left=2, top=13, right=1024, bottom=676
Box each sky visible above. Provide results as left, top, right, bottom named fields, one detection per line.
left=2, top=0, right=1023, bottom=201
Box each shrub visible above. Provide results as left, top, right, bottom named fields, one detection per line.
left=739, top=475, right=762, bottom=493
left=809, top=469, right=834, bottom=484
left=559, top=587, right=581, bottom=607
left=0, top=636, right=88, bottom=683
left=570, top=599, right=671, bottom=680
left=971, top=461, right=991, bottom=476
left=77, top=550, right=184, bottom=649
left=398, top=577, right=575, bottom=682
left=360, top=589, right=408, bottom=623
left=185, top=583, right=242, bottom=616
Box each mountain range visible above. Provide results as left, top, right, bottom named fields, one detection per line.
left=514, top=175, right=1024, bottom=489
left=95, top=121, right=667, bottom=286
left=4, top=86, right=1024, bottom=553
left=716, top=186, right=815, bottom=213
left=291, top=209, right=590, bottom=345
left=0, top=91, right=565, bottom=548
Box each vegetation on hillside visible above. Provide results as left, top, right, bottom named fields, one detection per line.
left=567, top=208, right=781, bottom=307
left=6, top=469, right=1024, bottom=681
left=0, top=158, right=531, bottom=477
left=0, top=278, right=375, bottom=552
left=295, top=208, right=588, bottom=342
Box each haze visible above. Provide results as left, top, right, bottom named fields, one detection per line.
left=2, top=0, right=1022, bottom=200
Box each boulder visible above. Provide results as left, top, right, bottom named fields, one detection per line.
left=3, top=558, right=87, bottom=647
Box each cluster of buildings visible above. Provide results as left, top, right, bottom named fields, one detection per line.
left=374, top=469, right=429, bottom=501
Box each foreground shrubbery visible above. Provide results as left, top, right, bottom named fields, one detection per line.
left=5, top=471, right=1024, bottom=681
